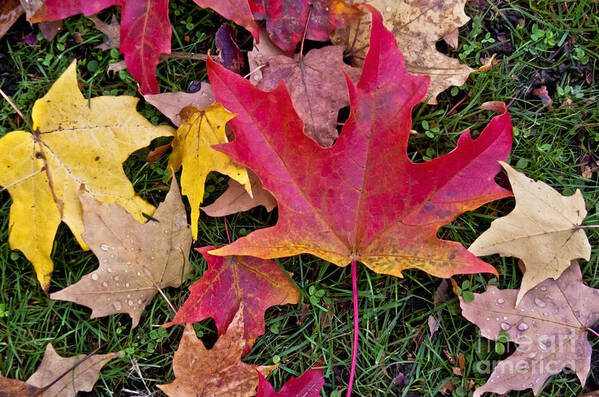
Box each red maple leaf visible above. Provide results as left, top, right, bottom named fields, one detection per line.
left=256, top=365, right=324, bottom=397
left=206, top=7, right=513, bottom=279
left=164, top=246, right=300, bottom=355
left=36, top=0, right=258, bottom=94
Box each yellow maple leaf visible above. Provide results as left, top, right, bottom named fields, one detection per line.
left=168, top=104, right=251, bottom=240
left=0, top=60, right=174, bottom=291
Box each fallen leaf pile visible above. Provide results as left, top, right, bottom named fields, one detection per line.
left=1, top=1, right=598, bottom=396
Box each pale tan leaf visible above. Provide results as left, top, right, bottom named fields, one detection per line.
left=201, top=171, right=276, bottom=217
left=469, top=162, right=591, bottom=304
left=50, top=178, right=192, bottom=327
left=26, top=345, right=121, bottom=397
left=144, top=82, right=215, bottom=126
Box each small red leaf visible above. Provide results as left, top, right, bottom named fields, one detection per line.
left=165, top=246, right=300, bottom=355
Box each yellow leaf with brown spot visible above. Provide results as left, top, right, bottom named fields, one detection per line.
left=0, top=60, right=173, bottom=290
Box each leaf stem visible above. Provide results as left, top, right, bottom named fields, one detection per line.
left=299, top=5, right=312, bottom=61
left=587, top=327, right=599, bottom=338
left=154, top=283, right=177, bottom=314
left=243, top=63, right=267, bottom=80
left=0, top=87, right=33, bottom=132
left=577, top=225, right=599, bottom=229
left=224, top=217, right=231, bottom=244
left=347, top=259, right=359, bottom=396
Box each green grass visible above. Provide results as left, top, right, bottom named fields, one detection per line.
left=1, top=0, right=599, bottom=396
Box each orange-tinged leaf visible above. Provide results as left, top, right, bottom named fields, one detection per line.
left=165, top=246, right=300, bottom=355
left=159, top=307, right=277, bottom=397
left=0, top=377, right=42, bottom=397
left=206, top=6, right=512, bottom=279
left=0, top=0, right=23, bottom=40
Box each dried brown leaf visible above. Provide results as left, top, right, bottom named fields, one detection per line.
left=250, top=42, right=361, bottom=146
left=89, top=15, right=120, bottom=51
left=0, top=377, right=42, bottom=397
left=144, top=82, right=215, bottom=126
left=50, top=179, right=192, bottom=327
left=0, top=0, right=24, bottom=40
left=158, top=306, right=277, bottom=396
left=26, top=345, right=120, bottom=397
left=201, top=170, right=276, bottom=217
